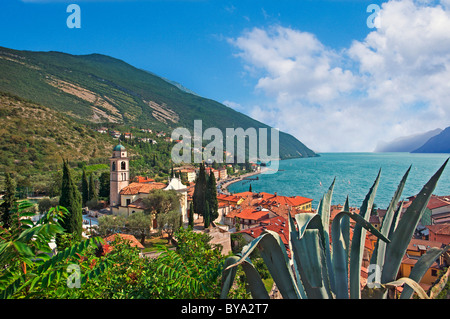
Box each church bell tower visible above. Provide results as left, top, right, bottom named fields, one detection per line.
left=110, top=143, right=129, bottom=208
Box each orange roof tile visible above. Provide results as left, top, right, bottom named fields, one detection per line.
left=103, top=233, right=145, bottom=253
left=120, top=182, right=167, bottom=195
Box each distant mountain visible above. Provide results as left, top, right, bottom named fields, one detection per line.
left=0, top=46, right=316, bottom=160
left=412, top=126, right=450, bottom=153
left=374, top=129, right=442, bottom=152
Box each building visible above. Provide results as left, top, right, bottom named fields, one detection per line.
left=109, top=144, right=188, bottom=229
left=397, top=238, right=446, bottom=291
left=426, top=224, right=450, bottom=245
left=109, top=143, right=129, bottom=208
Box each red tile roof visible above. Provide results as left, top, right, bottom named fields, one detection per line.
left=103, top=233, right=145, bottom=253
left=427, top=224, right=450, bottom=236
left=238, top=216, right=289, bottom=246
left=120, top=182, right=167, bottom=195
left=236, top=207, right=270, bottom=221
left=133, top=176, right=155, bottom=183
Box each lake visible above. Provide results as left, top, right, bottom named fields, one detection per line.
left=227, top=153, right=450, bottom=210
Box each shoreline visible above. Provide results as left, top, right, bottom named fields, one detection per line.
left=220, top=170, right=262, bottom=195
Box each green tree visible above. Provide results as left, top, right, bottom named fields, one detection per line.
left=59, top=159, right=83, bottom=241
left=206, top=170, right=218, bottom=222
left=127, top=212, right=152, bottom=245
left=0, top=202, right=106, bottom=299
left=193, top=162, right=207, bottom=217
left=88, top=173, right=97, bottom=202
left=97, top=214, right=126, bottom=237
left=98, top=171, right=110, bottom=200
left=157, top=210, right=182, bottom=243
left=204, top=201, right=210, bottom=228
left=37, top=197, right=58, bottom=214
left=0, top=172, right=16, bottom=228
left=142, top=189, right=181, bottom=216
left=189, top=201, right=194, bottom=228
left=81, top=168, right=89, bottom=207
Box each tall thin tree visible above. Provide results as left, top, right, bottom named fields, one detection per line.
left=0, top=172, right=16, bottom=228
left=59, top=159, right=83, bottom=241
left=81, top=168, right=89, bottom=207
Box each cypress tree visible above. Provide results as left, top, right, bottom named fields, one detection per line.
left=193, top=162, right=207, bottom=217
left=88, top=173, right=97, bottom=201
left=189, top=201, right=194, bottom=228
left=0, top=172, right=16, bottom=228
left=59, top=159, right=83, bottom=240
left=249, top=184, right=252, bottom=192
left=204, top=201, right=210, bottom=228
left=81, top=168, right=89, bottom=207
left=206, top=170, right=218, bottom=222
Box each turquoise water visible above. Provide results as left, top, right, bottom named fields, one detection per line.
left=228, top=153, right=450, bottom=210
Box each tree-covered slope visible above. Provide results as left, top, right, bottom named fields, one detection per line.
left=0, top=46, right=316, bottom=160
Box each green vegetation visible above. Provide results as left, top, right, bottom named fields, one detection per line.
left=0, top=46, right=317, bottom=163
left=58, top=159, right=83, bottom=241
left=222, top=159, right=450, bottom=299
left=0, top=201, right=232, bottom=299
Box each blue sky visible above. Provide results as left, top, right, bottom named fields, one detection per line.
left=2, top=0, right=450, bottom=152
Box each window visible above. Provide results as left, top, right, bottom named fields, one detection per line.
left=112, top=162, right=116, bottom=171
left=431, top=269, right=438, bottom=277
left=121, top=161, right=126, bottom=170
left=126, top=199, right=131, bottom=206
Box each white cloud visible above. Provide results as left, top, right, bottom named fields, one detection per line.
left=229, top=0, right=450, bottom=152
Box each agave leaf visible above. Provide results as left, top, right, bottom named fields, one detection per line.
left=287, top=213, right=308, bottom=299
left=225, top=231, right=301, bottom=299
left=382, top=159, right=448, bottom=284
left=331, top=208, right=349, bottom=299
left=385, top=277, right=430, bottom=299
left=349, top=169, right=381, bottom=299
left=317, top=178, right=335, bottom=293
left=371, top=166, right=411, bottom=270
left=221, top=254, right=270, bottom=299
left=293, top=212, right=333, bottom=298
left=341, top=197, right=351, bottom=265
left=332, top=208, right=391, bottom=299
left=258, top=230, right=302, bottom=299
left=240, top=257, right=270, bottom=299
left=400, top=245, right=450, bottom=299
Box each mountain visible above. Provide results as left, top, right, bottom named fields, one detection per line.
left=374, top=129, right=442, bottom=152
left=412, top=126, right=450, bottom=153
left=0, top=91, right=115, bottom=190
left=0, top=46, right=316, bottom=160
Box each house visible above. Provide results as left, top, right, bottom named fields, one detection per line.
left=426, top=224, right=450, bottom=245
left=123, top=132, right=133, bottom=139
left=402, top=195, right=450, bottom=226
left=102, top=233, right=145, bottom=254
left=238, top=216, right=289, bottom=248
left=225, top=206, right=276, bottom=230
left=95, top=127, right=108, bottom=134
left=179, top=169, right=197, bottom=183
left=109, top=130, right=121, bottom=139
left=397, top=238, right=446, bottom=291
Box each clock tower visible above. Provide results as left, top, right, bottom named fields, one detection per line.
left=110, top=143, right=129, bottom=209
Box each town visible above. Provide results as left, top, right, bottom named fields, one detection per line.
left=1, top=126, right=450, bottom=300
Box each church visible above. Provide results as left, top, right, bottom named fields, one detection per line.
left=109, top=143, right=188, bottom=230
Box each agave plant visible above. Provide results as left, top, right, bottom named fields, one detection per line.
left=221, top=159, right=450, bottom=299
